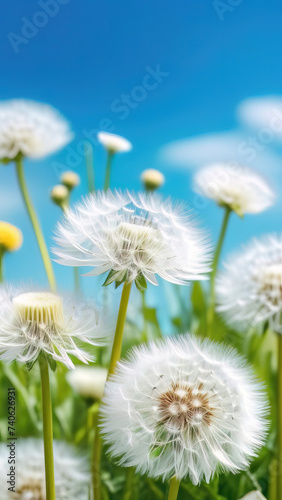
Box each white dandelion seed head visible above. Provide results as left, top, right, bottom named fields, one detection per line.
left=53, top=190, right=212, bottom=286
left=141, top=169, right=165, bottom=191
left=97, top=131, right=132, bottom=154
left=194, top=163, right=275, bottom=216
left=216, top=234, right=282, bottom=334
left=0, top=286, right=108, bottom=369
left=100, top=335, right=268, bottom=484
left=67, top=366, right=107, bottom=400
left=0, top=439, right=90, bottom=500
left=0, top=99, right=72, bottom=161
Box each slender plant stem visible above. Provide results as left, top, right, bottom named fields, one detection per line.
left=168, top=477, right=180, bottom=500
left=108, top=281, right=132, bottom=376
left=60, top=203, right=80, bottom=295
left=278, top=334, right=282, bottom=500
left=104, top=151, right=114, bottom=191
left=85, top=142, right=95, bottom=193
left=268, top=460, right=277, bottom=500
left=141, top=289, right=149, bottom=341
left=15, top=156, right=56, bottom=291
left=124, top=467, right=135, bottom=500
left=0, top=246, right=4, bottom=282
left=73, top=267, right=80, bottom=295
left=92, top=411, right=102, bottom=500
left=92, top=281, right=132, bottom=500
left=39, top=357, right=56, bottom=500
left=207, top=207, right=231, bottom=327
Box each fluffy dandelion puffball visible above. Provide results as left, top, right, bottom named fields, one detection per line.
left=217, top=234, right=282, bottom=334
left=67, top=366, right=107, bottom=400
left=0, top=439, right=89, bottom=500
left=0, top=99, right=72, bottom=160
left=141, top=168, right=165, bottom=191
left=53, top=190, right=211, bottom=287
left=101, top=335, right=267, bottom=484
left=0, top=287, right=106, bottom=368
left=0, top=221, right=22, bottom=252
left=194, top=163, right=274, bottom=216
left=97, top=131, right=132, bottom=154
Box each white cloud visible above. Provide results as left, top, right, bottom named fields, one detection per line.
left=160, top=130, right=240, bottom=168
left=237, top=95, right=282, bottom=141
left=159, top=129, right=282, bottom=181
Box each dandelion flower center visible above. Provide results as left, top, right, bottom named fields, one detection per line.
left=114, top=221, right=159, bottom=246
left=158, top=382, right=213, bottom=429
left=109, top=220, right=161, bottom=270
left=257, top=263, right=282, bottom=303
left=260, top=263, right=282, bottom=286
left=13, top=292, right=64, bottom=326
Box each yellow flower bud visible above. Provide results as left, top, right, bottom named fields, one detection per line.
left=60, top=171, right=80, bottom=190
left=0, top=221, right=23, bottom=252
left=50, top=184, right=69, bottom=207
left=141, top=169, right=165, bottom=191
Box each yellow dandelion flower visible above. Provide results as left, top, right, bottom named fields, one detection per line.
left=0, top=221, right=23, bottom=252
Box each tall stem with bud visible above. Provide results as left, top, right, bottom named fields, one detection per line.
left=39, top=357, right=56, bottom=500
left=15, top=156, right=56, bottom=291
left=92, top=281, right=132, bottom=500
left=207, top=207, right=231, bottom=329
left=104, top=151, right=114, bottom=191
left=84, top=142, right=95, bottom=193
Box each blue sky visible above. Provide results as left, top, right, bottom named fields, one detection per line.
left=1, top=0, right=282, bottom=322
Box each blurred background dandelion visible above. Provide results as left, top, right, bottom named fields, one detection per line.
left=1, top=0, right=282, bottom=320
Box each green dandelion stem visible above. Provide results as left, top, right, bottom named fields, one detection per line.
left=15, top=156, right=56, bottom=291
left=73, top=267, right=80, bottom=295
left=84, top=142, right=95, bottom=193
left=60, top=202, right=80, bottom=295
left=92, top=410, right=102, bottom=500
left=104, top=151, right=114, bottom=192
left=207, top=206, right=231, bottom=327
left=124, top=467, right=136, bottom=500
left=268, top=460, right=277, bottom=500
left=141, top=289, right=149, bottom=340
left=92, top=281, right=132, bottom=500
left=168, top=477, right=180, bottom=500
left=39, top=357, right=56, bottom=500
left=108, top=280, right=132, bottom=376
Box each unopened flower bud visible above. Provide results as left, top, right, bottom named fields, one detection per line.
left=141, top=169, right=165, bottom=191
left=50, top=184, right=69, bottom=208
left=60, top=171, right=80, bottom=191
left=67, top=366, right=107, bottom=400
